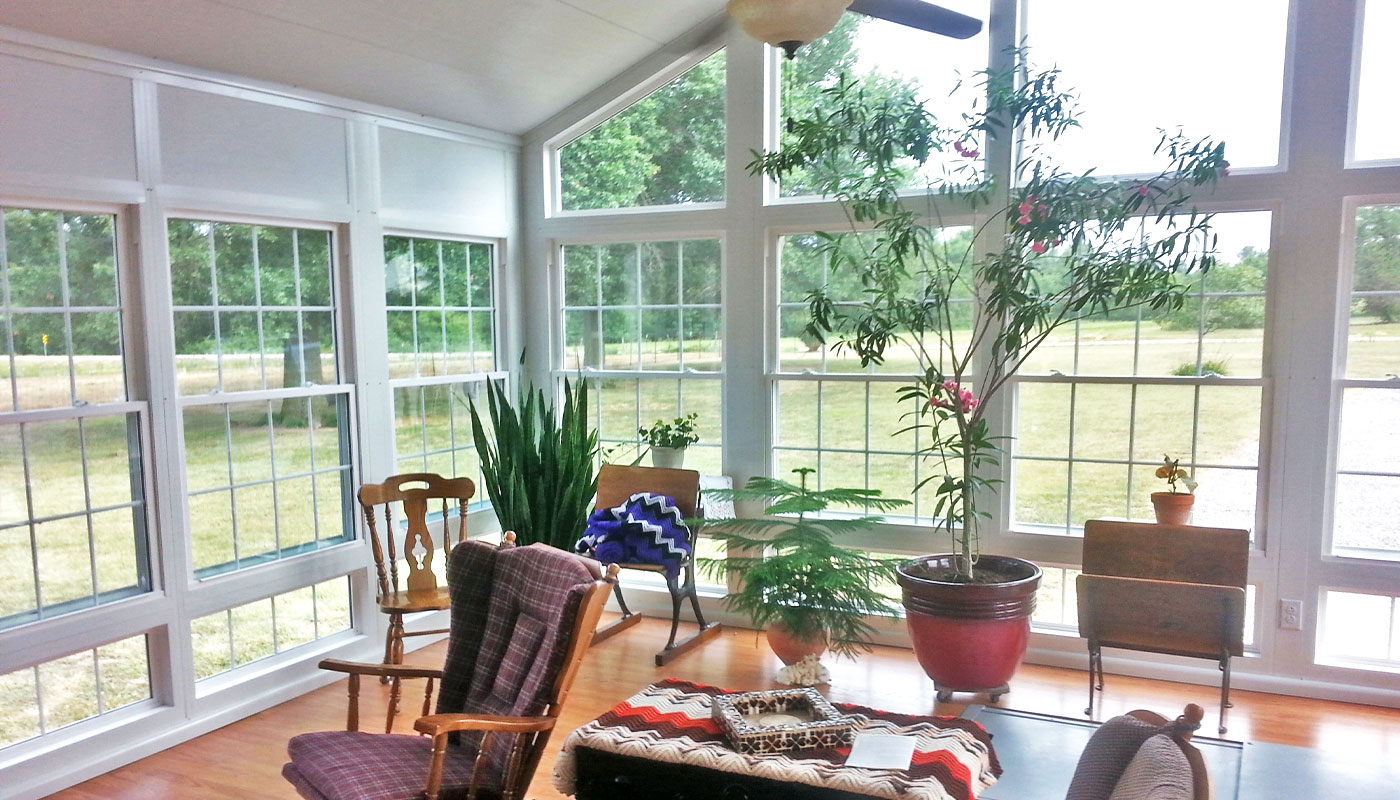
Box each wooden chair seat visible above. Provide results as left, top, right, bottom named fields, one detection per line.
left=376, top=586, right=454, bottom=614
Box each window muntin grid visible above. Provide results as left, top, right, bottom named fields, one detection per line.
left=168, top=219, right=336, bottom=396
left=1333, top=204, right=1400, bottom=559
left=1, top=208, right=125, bottom=411
left=191, top=578, right=351, bottom=682
left=773, top=232, right=970, bottom=519
left=1010, top=211, right=1271, bottom=536
left=168, top=219, right=353, bottom=578
left=384, top=235, right=499, bottom=493
left=384, top=236, right=495, bottom=379
left=182, top=396, right=353, bottom=576
left=561, top=239, right=724, bottom=471
left=0, top=206, right=151, bottom=631
left=558, top=50, right=726, bottom=212
left=0, top=634, right=150, bottom=750
left=393, top=378, right=499, bottom=488
left=1, top=412, right=149, bottom=629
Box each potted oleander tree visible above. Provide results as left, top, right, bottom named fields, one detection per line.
left=751, top=50, right=1228, bottom=697
left=699, top=468, right=907, bottom=685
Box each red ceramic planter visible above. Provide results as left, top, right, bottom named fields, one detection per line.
left=896, top=554, right=1042, bottom=695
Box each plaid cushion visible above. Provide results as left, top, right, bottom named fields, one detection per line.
left=284, top=730, right=497, bottom=800
left=1066, top=714, right=1161, bottom=800
left=436, top=539, right=501, bottom=716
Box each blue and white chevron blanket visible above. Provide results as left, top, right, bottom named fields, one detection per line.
left=575, top=492, right=692, bottom=579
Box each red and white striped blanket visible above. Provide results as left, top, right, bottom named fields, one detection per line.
left=554, top=679, right=1001, bottom=799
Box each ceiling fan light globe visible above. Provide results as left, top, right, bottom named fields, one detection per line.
left=727, top=0, right=851, bottom=54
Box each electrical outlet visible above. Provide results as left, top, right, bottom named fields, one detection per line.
left=1279, top=599, right=1303, bottom=631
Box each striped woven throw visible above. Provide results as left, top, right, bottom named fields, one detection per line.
left=553, top=679, right=1001, bottom=800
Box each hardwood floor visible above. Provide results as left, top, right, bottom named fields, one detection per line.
left=49, top=618, right=1400, bottom=799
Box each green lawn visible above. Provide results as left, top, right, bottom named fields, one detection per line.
left=2, top=316, right=1396, bottom=748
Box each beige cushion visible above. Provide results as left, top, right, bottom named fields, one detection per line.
left=1106, top=733, right=1195, bottom=800
left=1065, top=715, right=1161, bottom=800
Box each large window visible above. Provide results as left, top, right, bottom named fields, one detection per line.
left=772, top=232, right=971, bottom=518
left=1024, top=0, right=1288, bottom=174
left=385, top=235, right=499, bottom=487
left=0, top=635, right=151, bottom=750
left=1, top=207, right=150, bottom=629
left=191, top=578, right=350, bottom=681
left=1011, top=211, right=1271, bottom=535
left=168, top=219, right=353, bottom=576
left=1333, top=204, right=1400, bottom=560
left=558, top=50, right=726, bottom=212
left=560, top=238, right=723, bottom=474
left=778, top=6, right=989, bottom=196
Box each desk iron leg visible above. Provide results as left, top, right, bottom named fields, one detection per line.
left=1218, top=651, right=1232, bottom=734
left=1085, top=644, right=1102, bottom=716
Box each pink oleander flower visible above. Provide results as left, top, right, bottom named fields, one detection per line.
left=1052, top=238, right=1063, bottom=246
left=952, top=140, right=980, bottom=159
left=1136, top=185, right=1150, bottom=197
left=1031, top=241, right=1048, bottom=254
left=1017, top=214, right=1032, bottom=225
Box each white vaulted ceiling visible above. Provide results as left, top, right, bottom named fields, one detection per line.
left=0, top=0, right=727, bottom=134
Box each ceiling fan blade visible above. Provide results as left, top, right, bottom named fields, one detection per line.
left=847, top=0, right=984, bottom=39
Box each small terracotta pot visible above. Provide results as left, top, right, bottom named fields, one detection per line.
left=765, top=620, right=827, bottom=666
left=650, top=446, right=686, bottom=469
left=1151, top=492, right=1195, bottom=525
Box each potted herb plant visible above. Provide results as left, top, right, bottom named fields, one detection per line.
left=751, top=50, right=1227, bottom=698
left=1152, top=454, right=1198, bottom=525
left=639, top=412, right=700, bottom=469
left=699, top=468, right=907, bottom=685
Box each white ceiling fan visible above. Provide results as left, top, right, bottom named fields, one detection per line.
left=728, top=0, right=983, bottom=58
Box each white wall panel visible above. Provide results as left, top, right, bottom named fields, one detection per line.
left=157, top=85, right=349, bottom=203
left=378, top=127, right=509, bottom=234
left=0, top=53, right=136, bottom=180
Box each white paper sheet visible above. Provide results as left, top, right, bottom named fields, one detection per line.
left=844, top=733, right=918, bottom=770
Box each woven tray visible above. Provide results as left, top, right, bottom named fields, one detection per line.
left=711, top=688, right=855, bottom=755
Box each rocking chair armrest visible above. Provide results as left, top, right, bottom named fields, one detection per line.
left=317, top=658, right=444, bottom=680
left=413, top=713, right=556, bottom=737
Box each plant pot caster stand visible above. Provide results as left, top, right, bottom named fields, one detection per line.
left=935, top=683, right=1010, bottom=704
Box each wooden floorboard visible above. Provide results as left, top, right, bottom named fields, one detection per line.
left=46, top=617, right=1400, bottom=799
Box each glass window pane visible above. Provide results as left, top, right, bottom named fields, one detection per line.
left=1015, top=382, right=1071, bottom=458
left=257, top=226, right=297, bottom=306
left=24, top=419, right=85, bottom=520
left=1334, top=473, right=1400, bottom=556
left=1346, top=205, right=1400, bottom=379
left=1354, top=0, right=1400, bottom=162
left=560, top=50, right=726, bottom=211
left=191, top=610, right=233, bottom=680
left=1025, top=0, right=1286, bottom=173
left=0, top=665, right=41, bottom=747
left=1320, top=591, right=1395, bottom=663
left=37, top=649, right=99, bottom=730
left=11, top=312, right=72, bottom=410
left=779, top=7, right=990, bottom=196
left=297, top=229, right=334, bottom=307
